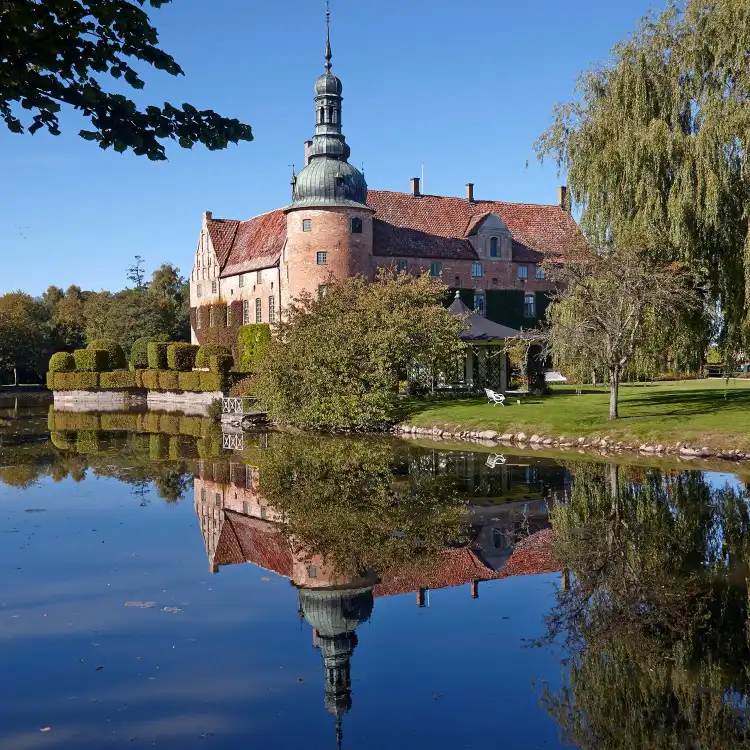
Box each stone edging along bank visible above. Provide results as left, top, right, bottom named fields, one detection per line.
left=394, top=424, right=750, bottom=463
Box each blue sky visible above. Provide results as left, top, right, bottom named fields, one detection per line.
left=0, top=0, right=656, bottom=296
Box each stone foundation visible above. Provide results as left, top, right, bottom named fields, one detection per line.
left=147, top=390, right=223, bottom=416
left=53, top=390, right=146, bottom=411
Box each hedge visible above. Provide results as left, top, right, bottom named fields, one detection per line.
left=169, top=435, right=198, bottom=460
left=50, top=431, right=75, bottom=451
left=50, top=410, right=100, bottom=432
left=178, top=371, right=201, bottom=391
left=99, top=371, right=137, bottom=390
left=167, top=342, right=199, bottom=371
left=53, top=372, right=100, bottom=391
left=178, top=415, right=208, bottom=437
left=46, top=372, right=55, bottom=390
left=131, top=335, right=168, bottom=370
left=100, top=413, right=140, bottom=431
left=87, top=339, right=126, bottom=370
left=49, top=352, right=75, bottom=373
left=141, top=370, right=160, bottom=391
left=200, top=371, right=226, bottom=392
left=130, top=433, right=150, bottom=457
left=159, top=414, right=181, bottom=435
left=237, top=324, right=271, bottom=372
left=74, top=349, right=108, bottom=372
left=158, top=370, right=180, bottom=391
left=196, top=344, right=232, bottom=369
left=149, top=434, right=169, bottom=460
left=209, top=354, right=233, bottom=373
left=147, top=341, right=169, bottom=370
left=76, top=430, right=103, bottom=454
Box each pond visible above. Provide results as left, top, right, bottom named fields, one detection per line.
left=1, top=396, right=750, bottom=749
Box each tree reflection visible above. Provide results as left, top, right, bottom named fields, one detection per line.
left=545, top=462, right=750, bottom=748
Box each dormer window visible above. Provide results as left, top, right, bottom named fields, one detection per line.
left=490, top=237, right=498, bottom=257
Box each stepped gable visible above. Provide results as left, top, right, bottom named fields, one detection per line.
left=367, top=190, right=580, bottom=261
left=211, top=210, right=287, bottom=278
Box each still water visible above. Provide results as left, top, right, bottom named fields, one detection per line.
left=1, top=396, right=750, bottom=749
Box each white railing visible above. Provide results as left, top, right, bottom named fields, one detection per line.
left=222, top=397, right=244, bottom=415
left=222, top=433, right=244, bottom=451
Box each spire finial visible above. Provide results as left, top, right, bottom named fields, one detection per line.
left=325, top=1, right=332, bottom=72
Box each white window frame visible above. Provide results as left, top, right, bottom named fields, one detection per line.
left=255, top=298, right=262, bottom=323
left=471, top=262, right=483, bottom=278
left=242, top=300, right=250, bottom=325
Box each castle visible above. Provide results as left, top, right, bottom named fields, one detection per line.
left=189, top=10, right=580, bottom=350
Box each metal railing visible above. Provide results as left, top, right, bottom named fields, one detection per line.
left=222, top=432, right=244, bottom=451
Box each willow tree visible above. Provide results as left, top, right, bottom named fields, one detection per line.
left=536, top=0, right=749, bottom=350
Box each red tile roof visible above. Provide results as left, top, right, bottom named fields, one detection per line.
left=210, top=191, right=580, bottom=276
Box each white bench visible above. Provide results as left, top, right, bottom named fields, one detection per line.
left=484, top=388, right=505, bottom=406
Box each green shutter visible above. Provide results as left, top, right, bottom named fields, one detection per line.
left=486, top=290, right=525, bottom=329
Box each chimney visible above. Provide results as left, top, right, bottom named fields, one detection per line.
left=558, top=185, right=568, bottom=211
left=411, top=177, right=421, bottom=198
left=470, top=579, right=479, bottom=599
left=304, top=140, right=313, bottom=166
left=203, top=210, right=213, bottom=224
left=466, top=183, right=475, bottom=203
left=416, top=587, right=426, bottom=607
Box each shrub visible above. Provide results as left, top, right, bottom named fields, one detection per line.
left=167, top=342, right=199, bottom=371
left=50, top=431, right=75, bottom=451
left=48, top=410, right=100, bottom=431
left=228, top=375, right=255, bottom=397
left=209, top=354, right=233, bottom=373
left=196, top=344, right=233, bottom=369
left=74, top=349, right=108, bottom=372
left=130, top=433, right=150, bottom=457
left=54, top=372, right=100, bottom=391
left=237, top=324, right=271, bottom=372
left=131, top=335, right=169, bottom=370
left=179, top=415, right=207, bottom=437
left=49, top=352, right=75, bottom=373
left=100, top=371, right=137, bottom=390
left=147, top=341, right=169, bottom=370
left=207, top=398, right=223, bottom=420
left=100, top=413, right=140, bottom=431
left=133, top=370, right=144, bottom=389
left=143, top=412, right=161, bottom=433
left=178, top=371, right=201, bottom=391
left=169, top=435, right=198, bottom=460
left=141, top=370, right=160, bottom=390
left=46, top=372, right=55, bottom=390
left=87, top=339, right=126, bottom=370
left=158, top=370, right=179, bottom=391
left=159, top=414, right=181, bottom=435
left=76, top=430, right=103, bottom=454
left=200, top=371, right=226, bottom=392
left=149, top=434, right=169, bottom=460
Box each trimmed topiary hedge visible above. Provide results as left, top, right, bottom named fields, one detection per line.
left=159, top=414, right=181, bottom=435
left=87, top=339, right=126, bottom=370
left=167, top=342, right=199, bottom=371
left=237, top=324, right=271, bottom=372
left=200, top=371, right=226, bottom=392
left=141, top=370, right=160, bottom=390
left=149, top=434, right=169, bottom=460
left=49, top=352, right=75, bottom=373
left=46, top=372, right=55, bottom=390
left=147, top=341, right=169, bottom=370
left=178, top=371, right=201, bottom=391
left=130, top=335, right=169, bottom=370
left=50, top=431, right=76, bottom=451
left=196, top=344, right=232, bottom=369
left=76, top=431, right=103, bottom=454
left=99, top=371, right=138, bottom=390
left=100, top=413, right=140, bottom=431
left=53, top=372, right=100, bottom=390
left=74, top=349, right=108, bottom=372
left=158, top=370, right=179, bottom=391
left=209, top=354, right=233, bottom=373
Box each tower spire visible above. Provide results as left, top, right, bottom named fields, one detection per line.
left=325, top=2, right=332, bottom=72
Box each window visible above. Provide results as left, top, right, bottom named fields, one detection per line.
left=471, top=262, right=483, bottom=278
left=255, top=298, right=262, bottom=323
left=201, top=488, right=206, bottom=502
left=535, top=265, right=545, bottom=280
left=260, top=506, right=267, bottom=520
left=524, top=293, right=536, bottom=317
left=211, top=280, right=217, bottom=294
left=226, top=304, right=232, bottom=327
left=196, top=309, right=202, bottom=329
left=317, top=251, right=327, bottom=265
left=491, top=277, right=498, bottom=286
left=396, top=260, right=408, bottom=273
left=490, top=237, right=498, bottom=257
left=318, top=284, right=329, bottom=298
left=454, top=276, right=460, bottom=287
left=238, top=274, right=244, bottom=288
left=307, top=565, right=318, bottom=579
left=351, top=217, right=363, bottom=234
left=518, top=264, right=528, bottom=281
left=215, top=493, right=221, bottom=508
left=257, top=269, right=262, bottom=284
left=197, top=284, right=202, bottom=298
left=268, top=296, right=276, bottom=324
left=430, top=261, right=441, bottom=277
left=242, top=501, right=249, bottom=514
left=209, top=307, right=215, bottom=327
left=242, top=300, right=250, bottom=325
left=302, top=219, right=312, bottom=232
left=473, top=293, right=485, bottom=316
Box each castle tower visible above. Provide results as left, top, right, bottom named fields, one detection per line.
left=282, top=5, right=374, bottom=308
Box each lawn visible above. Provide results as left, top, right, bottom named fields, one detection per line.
left=406, top=380, right=750, bottom=452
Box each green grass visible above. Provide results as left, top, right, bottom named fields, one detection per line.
left=406, top=379, right=750, bottom=451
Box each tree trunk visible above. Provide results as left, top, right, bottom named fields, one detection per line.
left=591, top=370, right=597, bottom=387
left=12, top=367, right=17, bottom=387
left=609, top=366, right=619, bottom=419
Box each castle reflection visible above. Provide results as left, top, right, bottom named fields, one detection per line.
left=194, top=446, right=568, bottom=746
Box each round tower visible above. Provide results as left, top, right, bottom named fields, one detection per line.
left=282, top=6, right=374, bottom=308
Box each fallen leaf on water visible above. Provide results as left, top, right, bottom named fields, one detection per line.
left=260, top=577, right=271, bottom=582
left=162, top=607, right=181, bottom=614
left=40, top=727, right=51, bottom=732
left=96, top=665, right=104, bottom=671
left=125, top=602, right=155, bottom=609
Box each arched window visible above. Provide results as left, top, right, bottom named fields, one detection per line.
left=331, top=108, right=337, bottom=124
left=490, top=237, right=498, bottom=257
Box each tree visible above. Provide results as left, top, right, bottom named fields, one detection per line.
left=126, top=255, right=146, bottom=289
left=1, top=0, right=252, bottom=160
left=253, top=272, right=466, bottom=431
left=0, top=292, right=47, bottom=383
left=547, top=237, right=700, bottom=419
left=535, top=0, right=749, bottom=351
left=148, top=263, right=189, bottom=340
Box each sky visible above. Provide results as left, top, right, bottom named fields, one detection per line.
left=0, top=0, right=658, bottom=296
